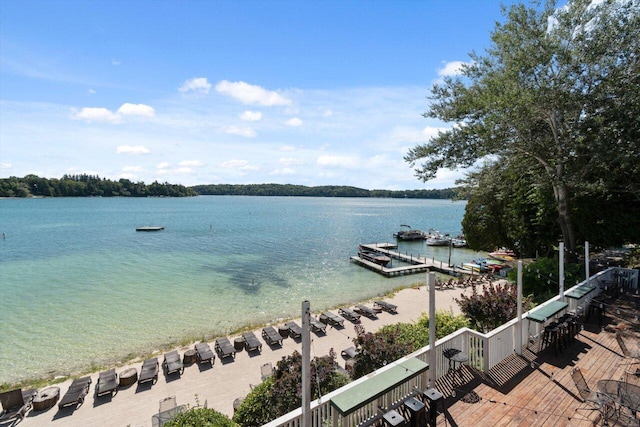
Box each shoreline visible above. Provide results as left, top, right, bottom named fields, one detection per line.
left=3, top=279, right=433, bottom=391
left=15, top=277, right=496, bottom=427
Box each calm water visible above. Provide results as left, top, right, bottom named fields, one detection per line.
left=0, top=196, right=482, bottom=384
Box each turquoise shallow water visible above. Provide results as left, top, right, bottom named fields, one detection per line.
left=0, top=196, right=483, bottom=384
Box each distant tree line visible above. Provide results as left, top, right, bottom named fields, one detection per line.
left=191, top=183, right=458, bottom=199
left=0, top=175, right=197, bottom=197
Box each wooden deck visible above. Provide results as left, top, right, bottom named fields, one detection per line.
left=430, top=293, right=640, bottom=426
left=351, top=243, right=463, bottom=277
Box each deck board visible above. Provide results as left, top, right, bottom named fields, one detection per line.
left=431, top=293, right=640, bottom=426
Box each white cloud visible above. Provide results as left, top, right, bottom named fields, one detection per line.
left=239, top=110, right=262, bottom=121
left=215, top=80, right=291, bottom=106
left=179, top=77, right=211, bottom=94
left=279, top=157, right=303, bottom=166
left=156, top=162, right=170, bottom=169
left=437, top=61, right=468, bottom=77
left=270, top=168, right=296, bottom=176
left=88, top=89, right=96, bottom=95
left=116, top=145, right=151, bottom=155
left=70, top=103, right=155, bottom=123
left=317, top=155, right=358, bottom=168
left=279, top=145, right=296, bottom=152
left=173, top=167, right=195, bottom=174
left=70, top=107, right=121, bottom=123
left=0, top=162, right=12, bottom=169
left=323, top=109, right=334, bottom=117
left=223, top=126, right=257, bottom=138
left=285, top=117, right=303, bottom=127
left=117, top=103, right=155, bottom=117
left=179, top=160, right=203, bottom=167
left=219, top=159, right=259, bottom=170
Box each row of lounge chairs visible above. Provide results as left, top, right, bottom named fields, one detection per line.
left=2, top=303, right=399, bottom=421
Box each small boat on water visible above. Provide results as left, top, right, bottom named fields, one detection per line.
left=136, top=226, right=165, bottom=232
left=488, top=248, right=516, bottom=261
left=393, top=225, right=426, bottom=241
left=473, top=258, right=505, bottom=270
left=426, top=229, right=451, bottom=246
left=462, top=262, right=485, bottom=273
left=358, top=246, right=392, bottom=267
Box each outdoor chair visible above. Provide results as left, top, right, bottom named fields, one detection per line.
left=310, top=317, right=327, bottom=334
left=214, top=337, right=237, bottom=359
left=285, top=321, right=302, bottom=339
left=374, top=300, right=398, bottom=313
left=319, top=311, right=345, bottom=327
left=95, top=368, right=118, bottom=397
left=354, top=304, right=378, bottom=319
left=138, top=358, right=159, bottom=385
left=242, top=331, right=263, bottom=353
left=338, top=307, right=361, bottom=323
left=0, top=388, right=36, bottom=422
left=571, top=368, right=616, bottom=423
left=195, top=342, right=215, bottom=366
left=163, top=350, right=184, bottom=375
left=260, top=362, right=274, bottom=381
left=58, top=376, right=92, bottom=409
left=262, top=326, right=284, bottom=346
left=341, top=346, right=359, bottom=359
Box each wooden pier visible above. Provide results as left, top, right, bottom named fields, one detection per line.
left=350, top=243, right=462, bottom=277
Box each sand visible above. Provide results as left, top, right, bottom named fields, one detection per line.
left=18, top=282, right=479, bottom=427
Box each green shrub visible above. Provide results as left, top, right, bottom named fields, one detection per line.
left=164, top=407, right=238, bottom=427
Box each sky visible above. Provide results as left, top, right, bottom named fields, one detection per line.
left=0, top=0, right=518, bottom=190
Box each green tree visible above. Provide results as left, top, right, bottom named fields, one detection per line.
left=405, top=0, right=640, bottom=260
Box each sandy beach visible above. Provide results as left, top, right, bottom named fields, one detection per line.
left=17, top=281, right=476, bottom=427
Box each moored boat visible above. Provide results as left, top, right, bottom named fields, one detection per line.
left=136, top=226, right=165, bottom=232
left=393, top=225, right=426, bottom=241
left=425, top=230, right=451, bottom=246
left=488, top=248, right=516, bottom=261
left=358, top=246, right=392, bottom=267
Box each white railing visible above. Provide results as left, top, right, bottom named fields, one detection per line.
left=265, top=267, right=635, bottom=427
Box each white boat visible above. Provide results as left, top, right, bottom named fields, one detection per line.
left=393, top=225, right=426, bottom=241
left=426, top=230, right=451, bottom=246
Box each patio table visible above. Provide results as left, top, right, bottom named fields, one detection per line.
left=597, top=379, right=640, bottom=414
left=565, top=283, right=596, bottom=299
left=527, top=300, right=568, bottom=323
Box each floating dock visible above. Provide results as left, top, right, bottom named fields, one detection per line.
left=350, top=243, right=463, bottom=277
left=136, top=226, right=165, bottom=232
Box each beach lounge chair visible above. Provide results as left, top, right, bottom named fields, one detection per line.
left=260, top=362, right=274, bottom=381
left=320, top=311, right=345, bottom=327
left=0, top=388, right=36, bottom=422
left=338, top=307, right=361, bottom=323
left=95, top=368, right=118, bottom=397
left=374, top=300, right=398, bottom=313
left=214, top=337, right=236, bottom=359
left=163, top=350, right=184, bottom=375
left=138, top=358, right=159, bottom=385
left=262, top=326, right=284, bottom=346
left=58, top=376, right=92, bottom=409
left=341, top=346, right=359, bottom=359
left=285, top=321, right=302, bottom=339
left=354, top=304, right=378, bottom=319
left=242, top=332, right=263, bottom=353
left=310, top=317, right=327, bottom=334
left=195, top=342, right=215, bottom=366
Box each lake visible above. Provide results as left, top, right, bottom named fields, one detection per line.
left=0, top=196, right=484, bottom=384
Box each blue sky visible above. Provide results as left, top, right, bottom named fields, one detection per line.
left=1, top=0, right=515, bottom=190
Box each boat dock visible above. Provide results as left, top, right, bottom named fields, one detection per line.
left=350, top=243, right=462, bottom=277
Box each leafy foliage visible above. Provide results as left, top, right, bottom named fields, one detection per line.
left=232, top=351, right=349, bottom=427
left=406, top=0, right=640, bottom=258
left=0, top=174, right=196, bottom=197
left=351, top=311, right=468, bottom=379
left=509, top=257, right=582, bottom=303
left=192, top=183, right=459, bottom=199
left=164, top=407, right=238, bottom=427
left=455, top=281, right=533, bottom=332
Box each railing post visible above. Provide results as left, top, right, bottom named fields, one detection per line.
left=483, top=335, right=490, bottom=373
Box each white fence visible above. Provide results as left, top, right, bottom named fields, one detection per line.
left=265, top=267, right=638, bottom=427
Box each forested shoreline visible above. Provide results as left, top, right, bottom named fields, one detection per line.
left=0, top=175, right=458, bottom=199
